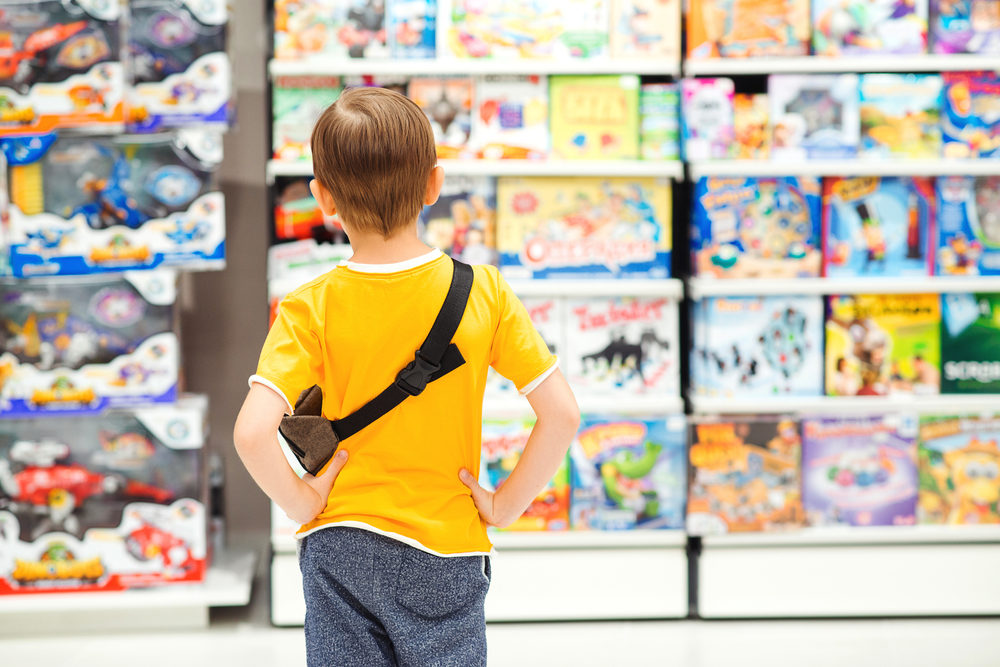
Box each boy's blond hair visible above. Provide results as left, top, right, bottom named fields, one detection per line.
left=311, top=87, right=437, bottom=238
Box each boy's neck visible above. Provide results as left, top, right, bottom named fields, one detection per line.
left=347, top=225, right=434, bottom=265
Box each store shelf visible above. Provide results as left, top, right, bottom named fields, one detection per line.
left=687, top=276, right=1000, bottom=299
left=510, top=278, right=683, bottom=299
left=690, top=394, right=1000, bottom=416
left=491, top=529, right=686, bottom=550
left=269, top=57, right=680, bottom=78
left=699, top=525, right=1000, bottom=548
left=689, top=159, right=1000, bottom=179
left=485, top=394, right=685, bottom=418
left=684, top=54, right=1000, bottom=76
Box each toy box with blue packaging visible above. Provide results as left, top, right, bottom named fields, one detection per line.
left=687, top=0, right=810, bottom=59
left=3, top=130, right=225, bottom=276
left=480, top=418, right=570, bottom=531
left=0, top=0, right=124, bottom=136
left=801, top=414, right=919, bottom=527
left=389, top=0, right=436, bottom=58
left=691, top=295, right=824, bottom=398
left=769, top=74, right=860, bottom=160
left=418, top=176, right=497, bottom=266
left=472, top=75, right=548, bottom=160
left=941, top=292, right=1000, bottom=394
left=485, top=296, right=563, bottom=398
left=936, top=176, right=1000, bottom=275
left=0, top=396, right=207, bottom=594
left=680, top=78, right=733, bottom=160
left=271, top=75, right=341, bottom=161
left=691, top=176, right=822, bottom=279
left=813, top=0, right=928, bottom=55
left=931, top=0, right=1000, bottom=54
left=941, top=71, right=1000, bottom=159
left=570, top=415, right=687, bottom=530
left=823, top=176, right=935, bottom=278
left=610, top=0, right=681, bottom=60
left=0, top=272, right=178, bottom=416
left=496, top=176, right=671, bottom=279
left=274, top=0, right=389, bottom=61
left=859, top=74, right=942, bottom=159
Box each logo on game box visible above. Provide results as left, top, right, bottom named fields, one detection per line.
left=577, top=422, right=646, bottom=459
left=12, top=543, right=104, bottom=586
left=521, top=237, right=655, bottom=271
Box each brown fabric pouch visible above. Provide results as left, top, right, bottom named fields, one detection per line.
left=279, top=385, right=339, bottom=476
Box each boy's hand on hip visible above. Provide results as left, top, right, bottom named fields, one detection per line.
left=297, top=450, right=349, bottom=523
left=460, top=468, right=511, bottom=528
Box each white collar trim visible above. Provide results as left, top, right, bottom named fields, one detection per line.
left=340, top=248, right=442, bottom=274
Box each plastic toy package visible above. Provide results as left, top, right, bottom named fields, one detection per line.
left=941, top=293, right=1000, bottom=394
left=691, top=176, right=822, bottom=279
left=859, top=74, right=943, bottom=159
left=273, top=0, right=389, bottom=61
left=691, top=295, right=824, bottom=398
left=918, top=413, right=1000, bottom=525
left=769, top=74, right=860, bottom=160
left=801, top=414, right=919, bottom=527
left=930, top=0, right=1000, bottom=54
left=485, top=297, right=563, bottom=397
left=732, top=93, right=770, bottom=159
left=0, top=397, right=207, bottom=594
left=496, top=176, right=671, bottom=279
left=267, top=240, right=353, bottom=325
left=609, top=0, right=681, bottom=61
left=564, top=296, right=679, bottom=398
left=480, top=418, right=570, bottom=531
left=0, top=0, right=123, bottom=135
left=571, top=415, right=687, bottom=530
left=687, top=417, right=804, bottom=534
left=0, top=272, right=178, bottom=416
left=418, top=175, right=497, bottom=266
left=272, top=177, right=346, bottom=244
left=271, top=75, right=341, bottom=160
left=549, top=75, right=639, bottom=160
left=680, top=78, right=733, bottom=160
left=687, top=0, right=810, bottom=59
left=941, top=72, right=1000, bottom=159
left=639, top=83, right=679, bottom=161
left=936, top=176, right=1000, bottom=275
left=825, top=294, right=942, bottom=398
left=813, top=0, right=929, bottom=55
left=3, top=130, right=225, bottom=276
left=408, top=77, right=475, bottom=160
left=472, top=75, right=548, bottom=160
left=823, top=177, right=935, bottom=278
left=389, top=0, right=436, bottom=58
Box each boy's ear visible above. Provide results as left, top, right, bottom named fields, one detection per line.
left=423, top=165, right=445, bottom=206
left=309, top=179, right=338, bottom=217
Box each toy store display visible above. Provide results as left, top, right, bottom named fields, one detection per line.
left=941, top=293, right=1000, bottom=394
left=812, top=0, right=929, bottom=56
left=859, top=74, right=943, bottom=159
left=941, top=72, right=1000, bottom=159
left=273, top=0, right=390, bottom=61
left=418, top=175, right=497, bottom=265
left=936, top=176, right=1000, bottom=276
left=570, top=415, right=687, bottom=530
left=769, top=74, right=860, bottom=160
left=408, top=77, right=475, bottom=159
left=389, top=0, right=437, bottom=58
left=639, top=83, right=680, bottom=162
left=680, top=78, right=734, bottom=160
left=271, top=75, right=342, bottom=160
left=549, top=75, right=639, bottom=160
left=0, top=397, right=207, bottom=594
left=687, top=0, right=810, bottom=59
left=732, top=94, right=770, bottom=160
left=930, top=0, right=1000, bottom=54
left=801, top=414, right=919, bottom=527
left=472, top=76, right=548, bottom=160
left=609, top=0, right=681, bottom=61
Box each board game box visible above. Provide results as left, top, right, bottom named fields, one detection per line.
left=408, top=77, right=475, bottom=160
left=825, top=294, right=941, bottom=397
left=813, top=0, right=929, bottom=55
left=571, top=416, right=687, bottom=530
left=823, top=177, right=935, bottom=278
left=496, top=177, right=671, bottom=279
left=941, top=72, right=1000, bottom=159
left=801, top=414, right=919, bottom=527
left=691, top=295, right=824, bottom=398
left=930, top=0, right=1000, bottom=54
left=639, top=83, right=680, bottom=161
left=419, top=176, right=497, bottom=266
left=769, top=74, right=860, bottom=160
left=687, top=417, right=804, bottom=534
left=681, top=78, right=734, bottom=160
left=472, top=75, right=549, bottom=160
left=918, top=413, right=1000, bottom=525
left=732, top=93, right=770, bottom=159
left=687, top=0, right=810, bottom=58
left=610, top=0, right=681, bottom=61
left=273, top=0, right=389, bottom=60
left=941, top=293, right=1000, bottom=394
left=936, top=176, right=1000, bottom=275
left=859, top=74, right=943, bottom=159
left=692, top=176, right=822, bottom=279
left=485, top=297, right=564, bottom=397
left=389, top=0, right=436, bottom=58
left=549, top=75, right=639, bottom=160
left=271, top=75, right=341, bottom=160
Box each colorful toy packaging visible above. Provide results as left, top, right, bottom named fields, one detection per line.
left=496, top=176, right=671, bottom=279
left=823, top=177, right=935, bottom=278
left=3, top=131, right=225, bottom=276
left=940, top=72, right=1000, bottom=159
left=389, top=0, right=436, bottom=58
left=859, top=74, right=943, bottom=159
left=941, top=293, right=1000, bottom=394
left=691, top=295, right=824, bottom=398
left=825, top=294, right=942, bottom=397
left=936, top=176, right=1000, bottom=275
left=732, top=93, right=770, bottom=159
left=0, top=272, right=178, bottom=416
left=610, top=0, right=681, bottom=61
left=273, top=0, right=389, bottom=60
left=639, top=83, right=680, bottom=161
left=801, top=414, right=919, bottom=527
left=918, top=413, right=1000, bottom=524
left=472, top=75, right=549, bottom=160
left=485, top=296, right=563, bottom=397
left=0, top=397, right=207, bottom=594
left=931, top=0, right=1000, bottom=54
left=691, top=176, right=822, bottom=279
left=272, top=177, right=346, bottom=243
left=271, top=75, right=341, bottom=160
left=813, top=0, right=929, bottom=55
left=680, top=78, right=734, bottom=160
left=418, top=176, right=497, bottom=266
left=564, top=296, right=679, bottom=397
left=480, top=418, right=569, bottom=531
left=687, top=417, right=804, bottom=534
left=0, top=0, right=124, bottom=136
left=687, top=0, right=810, bottom=58
left=571, top=416, right=687, bottom=530
left=408, top=77, right=475, bottom=160
left=549, top=75, right=639, bottom=160
left=769, top=74, right=860, bottom=160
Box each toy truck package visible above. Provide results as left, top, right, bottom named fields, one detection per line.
left=918, top=413, right=1000, bottom=525
left=639, top=83, right=680, bottom=161
left=801, top=414, right=919, bottom=527
left=769, top=74, right=860, bottom=160
left=936, top=176, right=1000, bottom=275
left=418, top=176, right=497, bottom=265
left=941, top=72, right=1000, bottom=159
left=692, top=176, right=822, bottom=279
left=0, top=272, right=178, bottom=416
left=496, top=176, right=671, bottom=279
left=571, top=415, right=687, bottom=530
left=823, top=177, right=935, bottom=278
left=126, top=0, right=231, bottom=131
left=610, top=0, right=681, bottom=61
left=680, top=78, right=734, bottom=160
left=271, top=75, right=342, bottom=160
left=930, top=0, right=1000, bottom=54
left=472, top=75, right=549, bottom=160
left=0, top=0, right=124, bottom=135
left=687, top=0, right=810, bottom=59
left=408, top=77, right=475, bottom=160
left=0, top=397, right=207, bottom=594
left=485, top=297, right=564, bottom=398
left=687, top=417, right=804, bottom=534
left=273, top=0, right=389, bottom=61
left=825, top=294, right=941, bottom=397
left=859, top=74, right=943, bottom=159
left=480, top=418, right=569, bottom=531
left=813, top=0, right=929, bottom=55
left=941, top=292, right=1000, bottom=394
left=564, top=296, right=679, bottom=398
left=549, top=75, right=639, bottom=160
left=732, top=93, right=770, bottom=159
left=389, top=0, right=436, bottom=58
left=3, top=130, right=225, bottom=276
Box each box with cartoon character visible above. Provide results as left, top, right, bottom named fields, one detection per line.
left=931, top=0, right=1000, bottom=54
left=769, top=74, right=860, bottom=160
left=918, top=413, right=1000, bottom=525
left=687, top=0, right=810, bottom=59
left=419, top=176, right=497, bottom=266
left=936, top=176, right=1000, bottom=275
left=408, top=77, right=475, bottom=160
left=3, top=130, right=224, bottom=276
left=687, top=417, right=804, bottom=534
left=0, top=272, right=178, bottom=416
left=472, top=75, right=548, bottom=160
left=859, top=74, right=942, bottom=159
left=389, top=0, right=436, bottom=58
left=570, top=416, right=686, bottom=530
left=0, top=396, right=206, bottom=594
left=801, top=414, right=919, bottom=527
left=940, top=72, right=1000, bottom=159
left=941, top=293, right=1000, bottom=394
left=274, top=0, right=389, bottom=61
left=813, top=0, right=928, bottom=55
left=485, top=297, right=563, bottom=398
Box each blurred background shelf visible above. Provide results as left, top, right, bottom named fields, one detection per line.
left=687, top=276, right=1000, bottom=299
left=684, top=54, right=1000, bottom=76
left=269, top=58, right=680, bottom=78
left=689, top=159, right=1000, bottom=180
left=509, top=278, right=683, bottom=298
left=485, top=395, right=685, bottom=418
left=699, top=525, right=1000, bottom=548
left=690, top=394, right=1000, bottom=416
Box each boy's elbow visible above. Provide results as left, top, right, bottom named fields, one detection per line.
left=233, top=417, right=256, bottom=455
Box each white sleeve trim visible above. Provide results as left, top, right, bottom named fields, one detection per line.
left=248, top=375, right=294, bottom=413
left=518, top=357, right=559, bottom=396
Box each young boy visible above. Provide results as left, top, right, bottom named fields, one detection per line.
left=233, top=87, right=580, bottom=666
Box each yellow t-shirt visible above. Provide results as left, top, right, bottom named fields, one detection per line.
left=254, top=249, right=557, bottom=555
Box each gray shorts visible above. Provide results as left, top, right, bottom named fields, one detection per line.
left=298, top=526, right=490, bottom=667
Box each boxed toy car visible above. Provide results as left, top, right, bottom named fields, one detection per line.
left=936, top=176, right=1000, bottom=275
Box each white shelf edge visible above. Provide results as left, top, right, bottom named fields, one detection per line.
left=684, top=54, right=1000, bottom=76
left=689, top=159, right=1000, bottom=179
left=688, top=276, right=1000, bottom=299
left=269, top=58, right=680, bottom=78
left=510, top=278, right=683, bottom=299
left=485, top=395, right=685, bottom=417
left=490, top=530, right=686, bottom=550
left=699, top=525, right=1000, bottom=548
left=690, top=394, right=1000, bottom=416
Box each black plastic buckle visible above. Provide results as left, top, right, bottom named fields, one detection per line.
left=394, top=351, right=440, bottom=396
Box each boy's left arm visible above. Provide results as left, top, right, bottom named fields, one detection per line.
left=233, top=383, right=348, bottom=524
